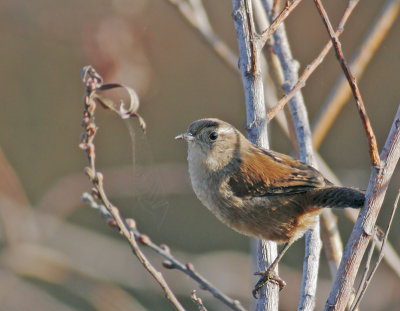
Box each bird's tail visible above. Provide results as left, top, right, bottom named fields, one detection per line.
left=308, top=187, right=365, bottom=209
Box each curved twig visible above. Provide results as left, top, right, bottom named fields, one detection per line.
left=79, top=66, right=184, bottom=311
left=82, top=193, right=247, bottom=311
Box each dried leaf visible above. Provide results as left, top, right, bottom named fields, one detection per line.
left=97, top=83, right=146, bottom=132
left=93, top=94, right=114, bottom=111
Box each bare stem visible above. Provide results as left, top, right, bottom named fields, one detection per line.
left=350, top=189, right=400, bottom=311
left=262, top=1, right=322, bottom=309
left=260, top=0, right=304, bottom=46
left=312, top=0, right=400, bottom=149
left=313, top=0, right=380, bottom=167
left=80, top=66, right=185, bottom=311
left=233, top=0, right=279, bottom=309
left=266, top=0, right=359, bottom=123
left=324, top=105, right=400, bottom=311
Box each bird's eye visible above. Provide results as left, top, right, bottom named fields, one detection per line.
left=209, top=131, right=218, bottom=141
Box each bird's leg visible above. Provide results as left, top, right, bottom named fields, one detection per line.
left=252, top=241, right=293, bottom=298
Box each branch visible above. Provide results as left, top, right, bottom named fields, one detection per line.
left=80, top=66, right=250, bottom=311
left=324, top=105, right=400, bottom=311
left=257, top=0, right=350, bottom=280
left=259, top=0, right=304, bottom=46
left=79, top=66, right=184, bottom=311
left=343, top=207, right=400, bottom=278
left=350, top=189, right=400, bottom=310
left=232, top=1, right=279, bottom=309
left=314, top=0, right=380, bottom=167
left=82, top=193, right=247, bottom=311
left=261, top=1, right=321, bottom=309
left=191, top=290, right=208, bottom=311
left=316, top=155, right=400, bottom=278
left=312, top=0, right=400, bottom=150
left=266, top=0, right=360, bottom=123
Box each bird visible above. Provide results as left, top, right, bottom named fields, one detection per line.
left=175, top=118, right=365, bottom=297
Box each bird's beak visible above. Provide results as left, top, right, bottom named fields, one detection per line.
left=175, top=132, right=194, bottom=141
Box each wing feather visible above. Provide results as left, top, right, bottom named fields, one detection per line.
left=228, top=146, right=326, bottom=198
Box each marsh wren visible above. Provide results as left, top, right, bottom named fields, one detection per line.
left=175, top=118, right=364, bottom=296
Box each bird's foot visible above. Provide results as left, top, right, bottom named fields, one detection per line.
left=252, top=269, right=286, bottom=298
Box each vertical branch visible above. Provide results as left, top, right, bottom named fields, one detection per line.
left=233, top=0, right=268, bottom=146
left=324, top=106, right=400, bottom=311
left=232, top=0, right=279, bottom=309
left=262, top=1, right=321, bottom=310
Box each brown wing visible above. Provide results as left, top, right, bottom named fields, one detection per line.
left=228, top=146, right=326, bottom=198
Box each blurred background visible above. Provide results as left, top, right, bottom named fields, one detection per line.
left=0, top=0, right=399, bottom=310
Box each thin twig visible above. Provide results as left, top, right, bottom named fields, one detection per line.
left=191, top=290, right=208, bottom=311
left=313, top=0, right=380, bottom=167
left=351, top=233, right=376, bottom=308
left=319, top=209, right=343, bottom=277
left=79, top=66, right=185, bottom=311
left=344, top=208, right=400, bottom=278
left=259, top=0, right=304, bottom=46
left=245, top=0, right=258, bottom=74
left=82, top=193, right=247, bottom=311
left=324, top=105, right=400, bottom=311
left=80, top=66, right=248, bottom=311
left=266, top=0, right=359, bottom=123
left=312, top=0, right=400, bottom=150
left=350, top=189, right=400, bottom=311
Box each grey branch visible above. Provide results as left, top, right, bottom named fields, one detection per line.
left=232, top=0, right=280, bottom=309
left=261, top=1, right=321, bottom=310
left=324, top=105, right=400, bottom=311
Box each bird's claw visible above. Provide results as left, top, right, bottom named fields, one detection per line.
left=252, top=269, right=286, bottom=298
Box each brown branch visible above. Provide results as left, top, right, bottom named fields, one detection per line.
left=80, top=66, right=247, bottom=311
left=324, top=105, right=400, bottom=311
left=266, top=0, right=359, bottom=123
left=320, top=209, right=343, bottom=276
left=82, top=193, right=247, bottom=311
left=312, top=0, right=400, bottom=150
left=245, top=0, right=258, bottom=74
left=260, top=0, right=304, bottom=46
left=80, top=66, right=185, bottom=311
left=313, top=0, right=380, bottom=167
